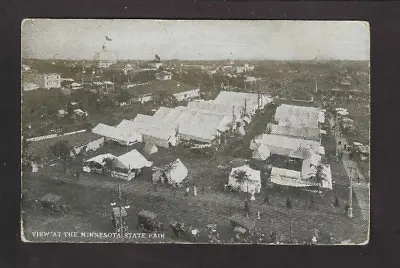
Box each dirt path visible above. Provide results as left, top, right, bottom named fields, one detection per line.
left=44, top=165, right=355, bottom=236
left=329, top=116, right=370, bottom=222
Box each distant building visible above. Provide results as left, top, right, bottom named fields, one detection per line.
left=155, top=71, right=173, bottom=81
left=21, top=64, right=31, bottom=71
left=148, top=61, right=163, bottom=70
left=23, top=73, right=61, bottom=89
left=23, top=83, right=39, bottom=91
left=94, top=45, right=117, bottom=68
left=173, top=88, right=200, bottom=101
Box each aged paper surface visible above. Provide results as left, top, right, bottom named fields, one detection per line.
left=21, top=20, right=370, bottom=244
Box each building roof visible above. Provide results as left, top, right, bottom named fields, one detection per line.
left=252, top=144, right=271, bottom=160
left=116, top=149, right=152, bottom=170
left=255, top=134, right=321, bottom=157
left=85, top=153, right=117, bottom=165
left=230, top=165, right=261, bottom=183
left=187, top=101, right=235, bottom=118
left=213, top=91, right=272, bottom=114
left=271, top=167, right=301, bottom=179
left=164, top=159, right=188, bottom=184
left=275, top=104, right=321, bottom=128
left=144, top=106, right=230, bottom=143
left=26, top=131, right=103, bottom=158
left=270, top=124, right=320, bottom=141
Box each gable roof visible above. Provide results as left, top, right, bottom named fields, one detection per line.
left=117, top=149, right=152, bottom=169
left=85, top=153, right=117, bottom=165
left=230, top=165, right=261, bottom=183
left=213, top=91, right=272, bottom=114
left=270, top=124, right=320, bottom=141
left=258, top=134, right=321, bottom=157
left=275, top=104, right=321, bottom=127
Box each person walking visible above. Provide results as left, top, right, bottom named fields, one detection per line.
left=193, top=185, right=197, bottom=197
left=185, top=187, right=190, bottom=197
left=357, top=175, right=360, bottom=185
left=263, top=194, right=270, bottom=205
left=257, top=210, right=261, bottom=220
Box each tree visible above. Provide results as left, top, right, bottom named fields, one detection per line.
left=66, top=103, right=74, bottom=120
left=102, top=157, right=116, bottom=175
left=153, top=91, right=174, bottom=106
left=315, top=165, right=327, bottom=188
left=51, top=140, right=73, bottom=171
left=115, top=89, right=132, bottom=104
left=233, top=169, right=251, bottom=192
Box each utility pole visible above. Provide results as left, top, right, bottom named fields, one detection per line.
left=289, top=220, right=293, bottom=243
left=347, top=166, right=355, bottom=218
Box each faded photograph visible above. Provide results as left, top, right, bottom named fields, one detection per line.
left=21, top=20, right=370, bottom=244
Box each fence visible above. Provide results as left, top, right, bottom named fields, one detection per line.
left=26, top=129, right=86, bottom=142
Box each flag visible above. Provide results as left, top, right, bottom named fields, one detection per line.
left=155, top=54, right=161, bottom=61
left=106, top=36, right=113, bottom=41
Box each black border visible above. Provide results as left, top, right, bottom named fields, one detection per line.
left=2, top=1, right=399, bottom=267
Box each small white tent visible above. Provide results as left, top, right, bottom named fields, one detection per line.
left=250, top=139, right=261, bottom=150
left=164, top=159, right=188, bottom=185
left=144, top=143, right=158, bottom=155
left=228, top=165, right=261, bottom=194
left=252, top=144, right=271, bottom=161
left=237, top=126, right=246, bottom=136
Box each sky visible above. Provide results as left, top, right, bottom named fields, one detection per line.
left=22, top=20, right=370, bottom=61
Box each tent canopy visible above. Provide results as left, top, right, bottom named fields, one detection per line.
left=164, top=159, right=188, bottom=184
left=252, top=144, right=271, bottom=160
left=85, top=153, right=117, bottom=165
left=144, top=143, right=158, bottom=154
left=117, top=149, right=153, bottom=170
left=230, top=165, right=261, bottom=183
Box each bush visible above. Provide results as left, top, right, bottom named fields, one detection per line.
left=286, top=197, right=292, bottom=209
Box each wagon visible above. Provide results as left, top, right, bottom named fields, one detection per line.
left=229, top=214, right=257, bottom=238
left=169, top=220, right=200, bottom=242
left=40, top=194, right=69, bottom=213
left=136, top=210, right=163, bottom=233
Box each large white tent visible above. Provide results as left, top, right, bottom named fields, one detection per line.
left=92, top=123, right=140, bottom=146
left=214, top=91, right=273, bottom=116
left=228, top=165, right=261, bottom=194
left=116, top=149, right=153, bottom=170
left=254, top=134, right=322, bottom=158
left=270, top=124, right=320, bottom=141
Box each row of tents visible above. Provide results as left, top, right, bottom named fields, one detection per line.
left=92, top=91, right=273, bottom=149
left=83, top=147, right=189, bottom=184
